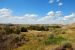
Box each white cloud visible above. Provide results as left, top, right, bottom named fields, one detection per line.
left=37, top=11, right=55, bottom=22
left=0, top=8, right=12, bottom=17
left=0, top=8, right=38, bottom=24
left=63, top=13, right=75, bottom=20
left=36, top=11, right=62, bottom=24
left=49, top=0, right=54, bottom=4
left=47, top=11, right=55, bottom=16
left=58, top=2, right=63, bottom=6
left=56, top=0, right=60, bottom=2
left=0, top=8, right=75, bottom=24
left=49, top=0, right=63, bottom=6
left=24, top=14, right=38, bottom=19
left=61, top=13, right=75, bottom=24
left=55, top=11, right=62, bottom=17
left=47, top=11, right=62, bottom=17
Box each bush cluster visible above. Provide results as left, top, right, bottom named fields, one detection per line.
left=0, top=25, right=29, bottom=50
left=28, top=26, right=49, bottom=31
left=21, top=27, right=28, bottom=32
left=44, top=34, right=66, bottom=45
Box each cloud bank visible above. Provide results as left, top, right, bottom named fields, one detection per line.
left=0, top=8, right=75, bottom=24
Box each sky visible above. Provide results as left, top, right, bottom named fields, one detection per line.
left=0, top=0, right=75, bottom=24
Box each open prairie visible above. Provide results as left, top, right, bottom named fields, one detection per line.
left=0, top=24, right=75, bottom=50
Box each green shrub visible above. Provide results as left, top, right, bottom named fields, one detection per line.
left=21, top=27, right=28, bottom=32
left=4, top=25, right=11, bottom=34
left=44, top=34, right=66, bottom=45
left=63, top=43, right=72, bottom=48
left=37, top=26, right=49, bottom=31
left=28, top=26, right=49, bottom=31
left=49, top=25, right=61, bottom=29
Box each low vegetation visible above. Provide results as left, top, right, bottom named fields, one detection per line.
left=44, top=34, right=66, bottom=45
left=0, top=24, right=75, bottom=50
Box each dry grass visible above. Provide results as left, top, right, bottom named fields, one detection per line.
left=0, top=24, right=75, bottom=50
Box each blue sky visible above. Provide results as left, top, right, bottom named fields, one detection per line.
left=0, top=0, right=75, bottom=16
left=0, top=0, right=75, bottom=24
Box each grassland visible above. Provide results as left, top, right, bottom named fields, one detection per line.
left=0, top=24, right=75, bottom=50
